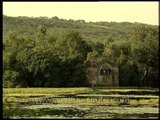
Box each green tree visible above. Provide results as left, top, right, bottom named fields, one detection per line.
left=133, top=28, right=158, bottom=87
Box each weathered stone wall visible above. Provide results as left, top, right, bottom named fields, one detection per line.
left=87, top=68, right=98, bottom=86
left=112, top=68, right=119, bottom=86
left=87, top=63, right=119, bottom=87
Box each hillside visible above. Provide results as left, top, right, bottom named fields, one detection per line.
left=3, top=15, right=157, bottom=43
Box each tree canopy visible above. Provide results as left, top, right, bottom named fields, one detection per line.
left=3, top=15, right=158, bottom=88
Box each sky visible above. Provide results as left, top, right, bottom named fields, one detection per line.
left=3, top=2, right=159, bottom=25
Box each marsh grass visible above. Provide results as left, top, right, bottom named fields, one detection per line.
left=3, top=87, right=159, bottom=119
left=3, top=87, right=158, bottom=97
left=3, top=87, right=158, bottom=106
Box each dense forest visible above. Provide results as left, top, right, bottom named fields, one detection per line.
left=3, top=15, right=159, bottom=88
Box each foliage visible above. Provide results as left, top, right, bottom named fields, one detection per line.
left=3, top=15, right=158, bottom=87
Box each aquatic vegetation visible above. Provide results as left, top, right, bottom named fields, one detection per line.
left=3, top=88, right=159, bottom=119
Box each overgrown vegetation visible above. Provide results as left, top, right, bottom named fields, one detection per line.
left=3, top=15, right=158, bottom=87
left=3, top=88, right=158, bottom=105
left=3, top=88, right=159, bottom=118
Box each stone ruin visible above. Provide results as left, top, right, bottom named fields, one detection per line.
left=87, top=58, right=119, bottom=87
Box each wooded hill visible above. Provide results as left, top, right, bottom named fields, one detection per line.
left=3, top=15, right=158, bottom=88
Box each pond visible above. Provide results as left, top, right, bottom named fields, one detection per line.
left=3, top=88, right=159, bottom=119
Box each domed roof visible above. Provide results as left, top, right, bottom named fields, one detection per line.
left=100, top=63, right=112, bottom=69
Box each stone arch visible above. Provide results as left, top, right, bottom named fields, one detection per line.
left=100, top=69, right=104, bottom=75
left=87, top=60, right=119, bottom=86
left=100, top=63, right=112, bottom=76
